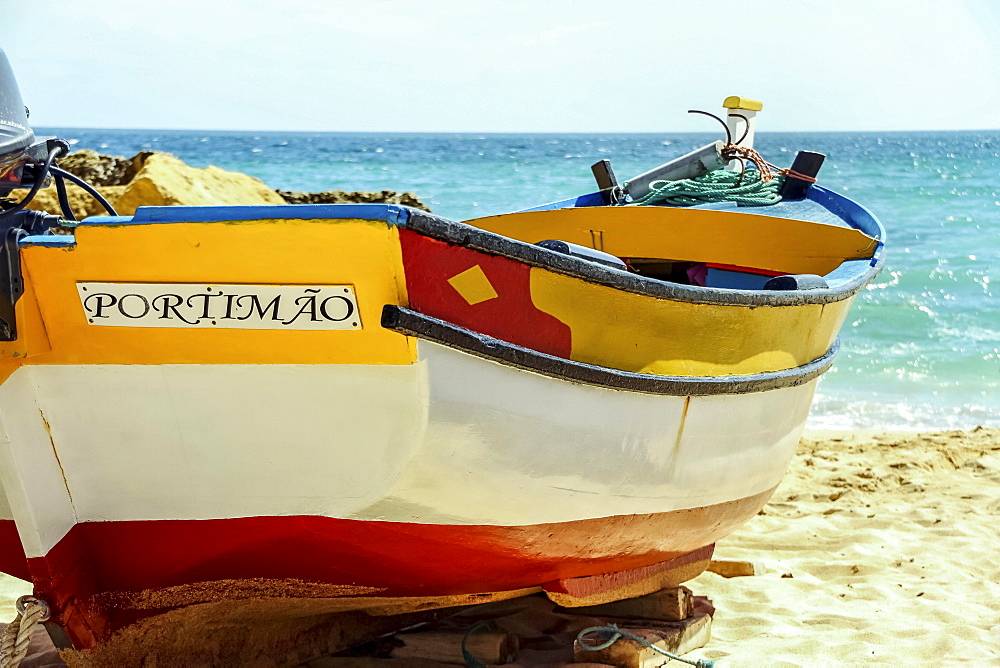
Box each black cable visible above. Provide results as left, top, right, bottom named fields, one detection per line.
left=53, top=173, right=77, bottom=222
left=0, top=147, right=59, bottom=221
left=49, top=166, right=118, bottom=216
left=687, top=109, right=732, bottom=145
left=730, top=113, right=751, bottom=145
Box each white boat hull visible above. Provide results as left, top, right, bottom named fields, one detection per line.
left=0, top=341, right=814, bottom=561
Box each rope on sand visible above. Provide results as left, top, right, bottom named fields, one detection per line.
left=0, top=596, right=50, bottom=668
left=576, top=623, right=716, bottom=668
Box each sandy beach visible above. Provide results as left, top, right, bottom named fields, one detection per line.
left=1, top=428, right=997, bottom=665
left=687, top=427, right=1000, bottom=666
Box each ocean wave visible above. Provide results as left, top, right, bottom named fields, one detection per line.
left=807, top=397, right=999, bottom=431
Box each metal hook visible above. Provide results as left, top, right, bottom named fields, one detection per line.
left=733, top=158, right=747, bottom=187
left=15, top=595, right=50, bottom=622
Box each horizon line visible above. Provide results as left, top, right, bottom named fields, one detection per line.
left=32, top=125, right=1000, bottom=135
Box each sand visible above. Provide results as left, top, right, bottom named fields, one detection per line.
left=0, top=573, right=29, bottom=622
left=0, top=428, right=997, bottom=665
left=686, top=427, right=1000, bottom=666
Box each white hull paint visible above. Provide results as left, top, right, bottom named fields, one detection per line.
left=366, top=342, right=814, bottom=525
left=0, top=341, right=815, bottom=559
left=0, top=479, right=13, bottom=522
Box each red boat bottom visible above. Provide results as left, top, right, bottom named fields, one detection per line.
left=19, top=487, right=773, bottom=648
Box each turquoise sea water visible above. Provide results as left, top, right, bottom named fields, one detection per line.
left=37, top=128, right=1000, bottom=430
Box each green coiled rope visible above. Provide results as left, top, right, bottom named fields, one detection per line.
left=627, top=168, right=783, bottom=207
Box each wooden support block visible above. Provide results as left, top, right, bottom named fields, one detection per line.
left=572, top=613, right=712, bottom=668
left=390, top=630, right=519, bottom=665
left=558, top=586, right=694, bottom=622
left=707, top=559, right=761, bottom=578
left=692, top=596, right=715, bottom=618
left=544, top=545, right=714, bottom=608
left=307, top=658, right=449, bottom=667
left=65, top=604, right=452, bottom=666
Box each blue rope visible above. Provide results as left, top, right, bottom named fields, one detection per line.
left=462, top=621, right=492, bottom=668
left=577, top=623, right=715, bottom=668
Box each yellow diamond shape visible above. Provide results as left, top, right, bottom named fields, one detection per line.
left=447, top=265, right=499, bottom=305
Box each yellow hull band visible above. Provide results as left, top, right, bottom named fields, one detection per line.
left=472, top=206, right=877, bottom=277
left=530, top=268, right=853, bottom=376
left=2, top=219, right=414, bottom=367
left=0, top=214, right=856, bottom=378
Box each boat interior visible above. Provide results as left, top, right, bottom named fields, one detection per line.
left=467, top=184, right=885, bottom=293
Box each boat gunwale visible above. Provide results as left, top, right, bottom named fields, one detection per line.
left=382, top=305, right=838, bottom=396
left=64, top=188, right=886, bottom=308
left=405, top=207, right=884, bottom=308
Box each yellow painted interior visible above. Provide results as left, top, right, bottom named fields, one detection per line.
left=530, top=268, right=853, bottom=376
left=472, top=207, right=876, bottom=276
left=0, top=219, right=415, bottom=366
left=723, top=96, right=763, bottom=111
left=447, top=265, right=499, bottom=305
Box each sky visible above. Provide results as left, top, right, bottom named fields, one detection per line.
left=1, top=0, right=998, bottom=133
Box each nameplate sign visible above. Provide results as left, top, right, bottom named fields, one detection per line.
left=77, top=283, right=361, bottom=330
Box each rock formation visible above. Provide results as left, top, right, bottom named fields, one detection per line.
left=112, top=153, right=287, bottom=213
left=57, top=149, right=150, bottom=187
left=27, top=184, right=127, bottom=221
left=277, top=189, right=430, bottom=211
left=14, top=150, right=430, bottom=220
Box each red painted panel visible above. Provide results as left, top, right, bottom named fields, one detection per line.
left=399, top=229, right=572, bottom=358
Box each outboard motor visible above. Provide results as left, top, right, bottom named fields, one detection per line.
left=0, top=48, right=79, bottom=218
left=0, top=48, right=40, bottom=197
left=0, top=48, right=111, bottom=340
left=0, top=49, right=115, bottom=227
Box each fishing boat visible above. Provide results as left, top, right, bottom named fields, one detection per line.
left=0, top=49, right=885, bottom=653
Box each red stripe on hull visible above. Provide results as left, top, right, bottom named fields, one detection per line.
left=27, top=488, right=773, bottom=648
left=399, top=228, right=573, bottom=357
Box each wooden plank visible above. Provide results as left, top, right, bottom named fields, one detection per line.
left=591, top=160, right=619, bottom=191
left=557, top=586, right=694, bottom=622
left=707, top=559, right=762, bottom=578
left=591, top=159, right=620, bottom=205
left=390, top=630, right=519, bottom=665
left=306, top=658, right=452, bottom=667
left=543, top=545, right=713, bottom=607
left=573, top=613, right=712, bottom=668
